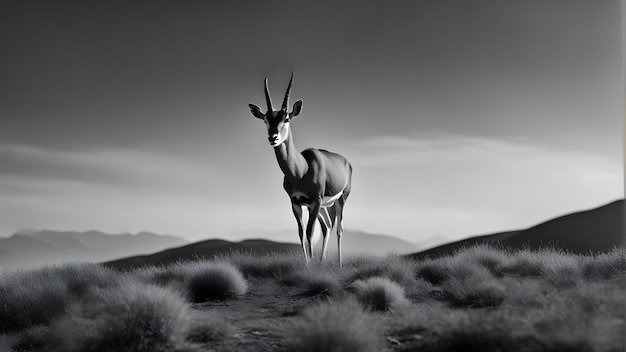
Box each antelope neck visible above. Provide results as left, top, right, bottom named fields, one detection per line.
left=274, top=128, right=308, bottom=181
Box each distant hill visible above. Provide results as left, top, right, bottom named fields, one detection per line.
left=412, top=234, right=449, bottom=251
left=0, top=230, right=188, bottom=270
left=227, top=229, right=418, bottom=255
left=341, top=230, right=418, bottom=255
left=408, top=199, right=624, bottom=259
left=104, top=230, right=419, bottom=270
left=104, top=239, right=301, bottom=270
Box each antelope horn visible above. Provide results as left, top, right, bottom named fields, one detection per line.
left=264, top=78, right=273, bottom=111
left=281, top=72, right=294, bottom=111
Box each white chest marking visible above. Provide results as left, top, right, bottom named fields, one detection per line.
left=291, top=189, right=344, bottom=208
left=321, top=191, right=343, bottom=207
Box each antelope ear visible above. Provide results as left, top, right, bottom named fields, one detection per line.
left=291, top=100, right=303, bottom=118
left=248, top=104, right=264, bottom=119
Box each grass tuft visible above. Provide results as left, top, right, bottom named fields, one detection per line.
left=134, top=266, right=186, bottom=288
left=408, top=278, right=441, bottom=301
left=415, top=262, right=450, bottom=285
left=283, top=297, right=383, bottom=352
left=454, top=244, right=510, bottom=273
left=391, top=301, right=602, bottom=352
left=342, top=255, right=417, bottom=289
left=186, top=311, right=232, bottom=344
left=53, top=263, right=120, bottom=298
left=281, top=266, right=342, bottom=296
left=11, top=326, right=50, bottom=352
left=0, top=263, right=119, bottom=332
left=352, top=276, right=409, bottom=311
left=225, top=252, right=304, bottom=279
left=494, top=253, right=544, bottom=278
left=52, top=281, right=191, bottom=352
left=0, top=271, right=67, bottom=332
left=580, top=248, right=625, bottom=280
left=441, top=278, right=506, bottom=308
left=181, top=262, right=248, bottom=302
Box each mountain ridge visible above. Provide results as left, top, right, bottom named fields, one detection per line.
left=103, top=230, right=419, bottom=270
left=0, top=228, right=417, bottom=270
left=408, top=199, right=624, bottom=259
left=0, top=230, right=189, bottom=270
left=104, top=238, right=301, bottom=270
left=3, top=200, right=621, bottom=270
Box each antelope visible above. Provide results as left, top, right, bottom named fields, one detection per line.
left=248, top=73, right=353, bottom=266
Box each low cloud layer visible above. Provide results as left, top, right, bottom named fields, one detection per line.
left=0, top=135, right=621, bottom=243
left=0, top=144, right=239, bottom=239
left=0, top=144, right=216, bottom=194
left=343, top=134, right=622, bottom=240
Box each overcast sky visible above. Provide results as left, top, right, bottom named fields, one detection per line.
left=0, top=0, right=622, bottom=243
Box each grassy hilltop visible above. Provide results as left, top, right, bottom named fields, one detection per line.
left=0, top=245, right=624, bottom=352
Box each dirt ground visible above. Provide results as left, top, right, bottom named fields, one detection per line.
left=192, top=278, right=331, bottom=352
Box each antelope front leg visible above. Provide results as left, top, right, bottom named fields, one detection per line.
left=291, top=203, right=309, bottom=264
left=306, top=200, right=322, bottom=263
left=318, top=206, right=336, bottom=262
left=318, top=207, right=331, bottom=262
left=335, top=198, right=345, bottom=267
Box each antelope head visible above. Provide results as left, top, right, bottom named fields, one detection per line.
left=249, top=72, right=303, bottom=147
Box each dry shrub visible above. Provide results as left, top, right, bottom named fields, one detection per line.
left=392, top=303, right=596, bottom=352
left=0, top=263, right=119, bottom=332
left=352, top=276, right=409, bottom=311
left=177, top=261, right=248, bottom=302
left=421, top=246, right=511, bottom=279
left=11, top=325, right=50, bottom=352
left=395, top=309, right=532, bottom=352
left=416, top=256, right=486, bottom=282
left=132, top=265, right=185, bottom=287
left=186, top=311, right=232, bottom=344
left=342, top=255, right=417, bottom=289
left=580, top=248, right=625, bottom=280
left=52, top=263, right=120, bottom=297
left=128, top=260, right=250, bottom=302
left=494, top=254, right=544, bottom=278
left=414, top=253, right=506, bottom=308
left=415, top=255, right=487, bottom=286
left=523, top=287, right=620, bottom=352
left=52, top=282, right=191, bottom=352
left=283, top=298, right=383, bottom=352
left=475, top=248, right=586, bottom=287
left=408, top=278, right=440, bottom=301
left=415, top=261, right=451, bottom=285
left=281, top=266, right=342, bottom=296
left=537, top=251, right=583, bottom=288
left=441, top=278, right=506, bottom=308
left=454, top=244, right=509, bottom=273
left=390, top=247, right=625, bottom=352
left=0, top=270, right=67, bottom=332
left=226, top=252, right=304, bottom=279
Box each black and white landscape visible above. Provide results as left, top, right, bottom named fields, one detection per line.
left=0, top=216, right=624, bottom=351
left=0, top=199, right=623, bottom=351
left=0, top=1, right=623, bottom=352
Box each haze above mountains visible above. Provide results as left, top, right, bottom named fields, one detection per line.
left=105, top=199, right=625, bottom=270
left=0, top=230, right=188, bottom=270
left=1, top=199, right=623, bottom=270
left=0, top=228, right=419, bottom=270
